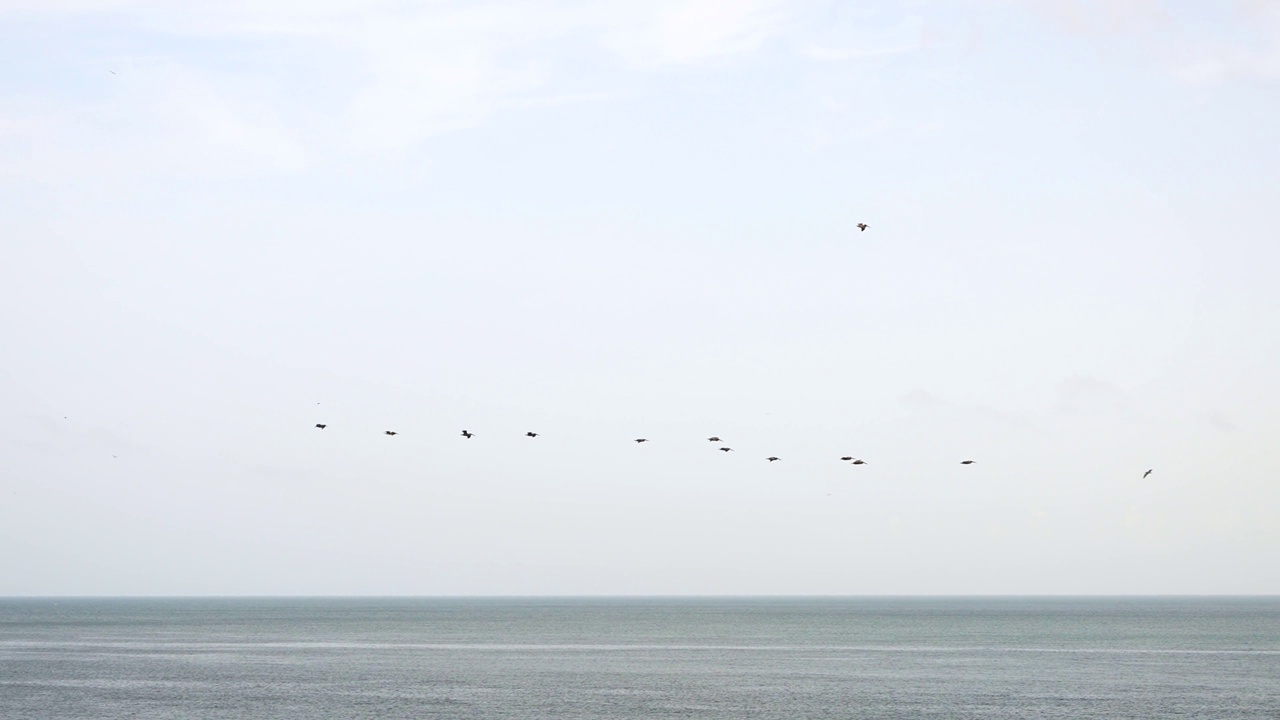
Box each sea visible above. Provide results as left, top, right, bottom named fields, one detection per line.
left=1, top=597, right=1277, bottom=719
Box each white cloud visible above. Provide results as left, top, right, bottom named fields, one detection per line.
left=1010, top=0, right=1280, bottom=86
left=1172, top=4, right=1280, bottom=85
left=1021, top=0, right=1172, bottom=36
left=799, top=11, right=926, bottom=62
left=0, top=0, right=804, bottom=164
left=1054, top=375, right=1128, bottom=416
left=0, top=59, right=306, bottom=183
left=597, top=0, right=793, bottom=67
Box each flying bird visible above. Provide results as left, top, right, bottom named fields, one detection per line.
left=707, top=436, right=722, bottom=442
left=461, top=430, right=474, bottom=439
left=526, top=432, right=538, bottom=438
left=766, top=456, right=780, bottom=462
left=856, top=223, right=868, bottom=232
left=851, top=459, right=866, bottom=465
left=385, top=430, right=398, bottom=436
left=840, top=456, right=854, bottom=461
left=960, top=460, right=975, bottom=465
left=315, top=424, right=326, bottom=430
left=1143, top=469, right=1153, bottom=479
left=719, top=447, right=733, bottom=452
left=634, top=438, right=648, bottom=443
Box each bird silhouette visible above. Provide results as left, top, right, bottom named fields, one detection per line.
left=856, top=223, right=868, bottom=232
left=1143, top=469, right=1153, bottom=479
left=635, top=438, right=648, bottom=443
left=840, top=456, right=854, bottom=461
left=526, top=432, right=538, bottom=438
left=461, top=430, right=474, bottom=439
left=315, top=424, right=326, bottom=429
left=851, top=459, right=866, bottom=465
left=960, top=460, right=975, bottom=465
left=707, top=436, right=721, bottom=442
left=385, top=430, right=398, bottom=436
left=766, top=456, right=780, bottom=462
left=719, top=447, right=734, bottom=452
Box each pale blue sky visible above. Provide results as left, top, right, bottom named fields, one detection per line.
left=2, top=0, right=1278, bottom=595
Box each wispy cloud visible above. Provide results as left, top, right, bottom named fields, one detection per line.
left=1011, top=0, right=1280, bottom=86
left=1173, top=5, right=1280, bottom=86
left=598, top=0, right=794, bottom=67
left=1019, top=0, right=1173, bottom=36
left=1053, top=375, right=1128, bottom=416
left=898, top=389, right=1035, bottom=430
left=1201, top=411, right=1239, bottom=433
left=798, top=11, right=927, bottom=62
left=0, top=0, right=806, bottom=166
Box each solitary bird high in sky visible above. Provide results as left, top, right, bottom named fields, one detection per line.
left=1143, top=469, right=1153, bottom=479
left=766, top=456, right=779, bottom=462
left=526, top=432, right=538, bottom=438
left=384, top=430, right=397, bottom=436
left=315, top=424, right=326, bottom=429
left=634, top=438, right=647, bottom=443
left=961, top=460, right=975, bottom=465
left=461, top=430, right=474, bottom=439
left=856, top=223, right=868, bottom=232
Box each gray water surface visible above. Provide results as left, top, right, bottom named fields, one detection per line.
left=2, top=597, right=1277, bottom=719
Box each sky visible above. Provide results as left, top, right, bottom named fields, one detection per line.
left=2, top=0, right=1278, bottom=596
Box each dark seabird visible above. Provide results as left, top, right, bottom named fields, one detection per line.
left=766, top=456, right=780, bottom=462
left=635, top=438, right=648, bottom=443
left=840, top=456, right=854, bottom=461
left=856, top=223, right=868, bottom=232
left=461, top=430, right=474, bottom=439
left=851, top=459, right=866, bottom=465
left=385, top=430, right=398, bottom=436
left=719, top=447, right=733, bottom=452
left=960, top=460, right=975, bottom=465
left=1143, top=469, right=1153, bottom=479
left=526, top=432, right=538, bottom=438
left=707, top=436, right=721, bottom=442
left=315, top=424, right=326, bottom=429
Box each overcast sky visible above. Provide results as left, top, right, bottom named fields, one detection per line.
left=2, top=0, right=1278, bottom=596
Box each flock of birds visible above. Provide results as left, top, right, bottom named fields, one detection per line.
left=297, top=218, right=1159, bottom=480
left=311, top=423, right=935, bottom=466
left=309, top=423, right=1154, bottom=477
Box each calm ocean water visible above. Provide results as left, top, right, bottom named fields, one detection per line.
left=1, top=597, right=1277, bottom=719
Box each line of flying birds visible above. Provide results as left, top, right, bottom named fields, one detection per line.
left=311, top=424, right=923, bottom=464
left=309, top=423, right=1155, bottom=477
left=302, top=216, right=1156, bottom=478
